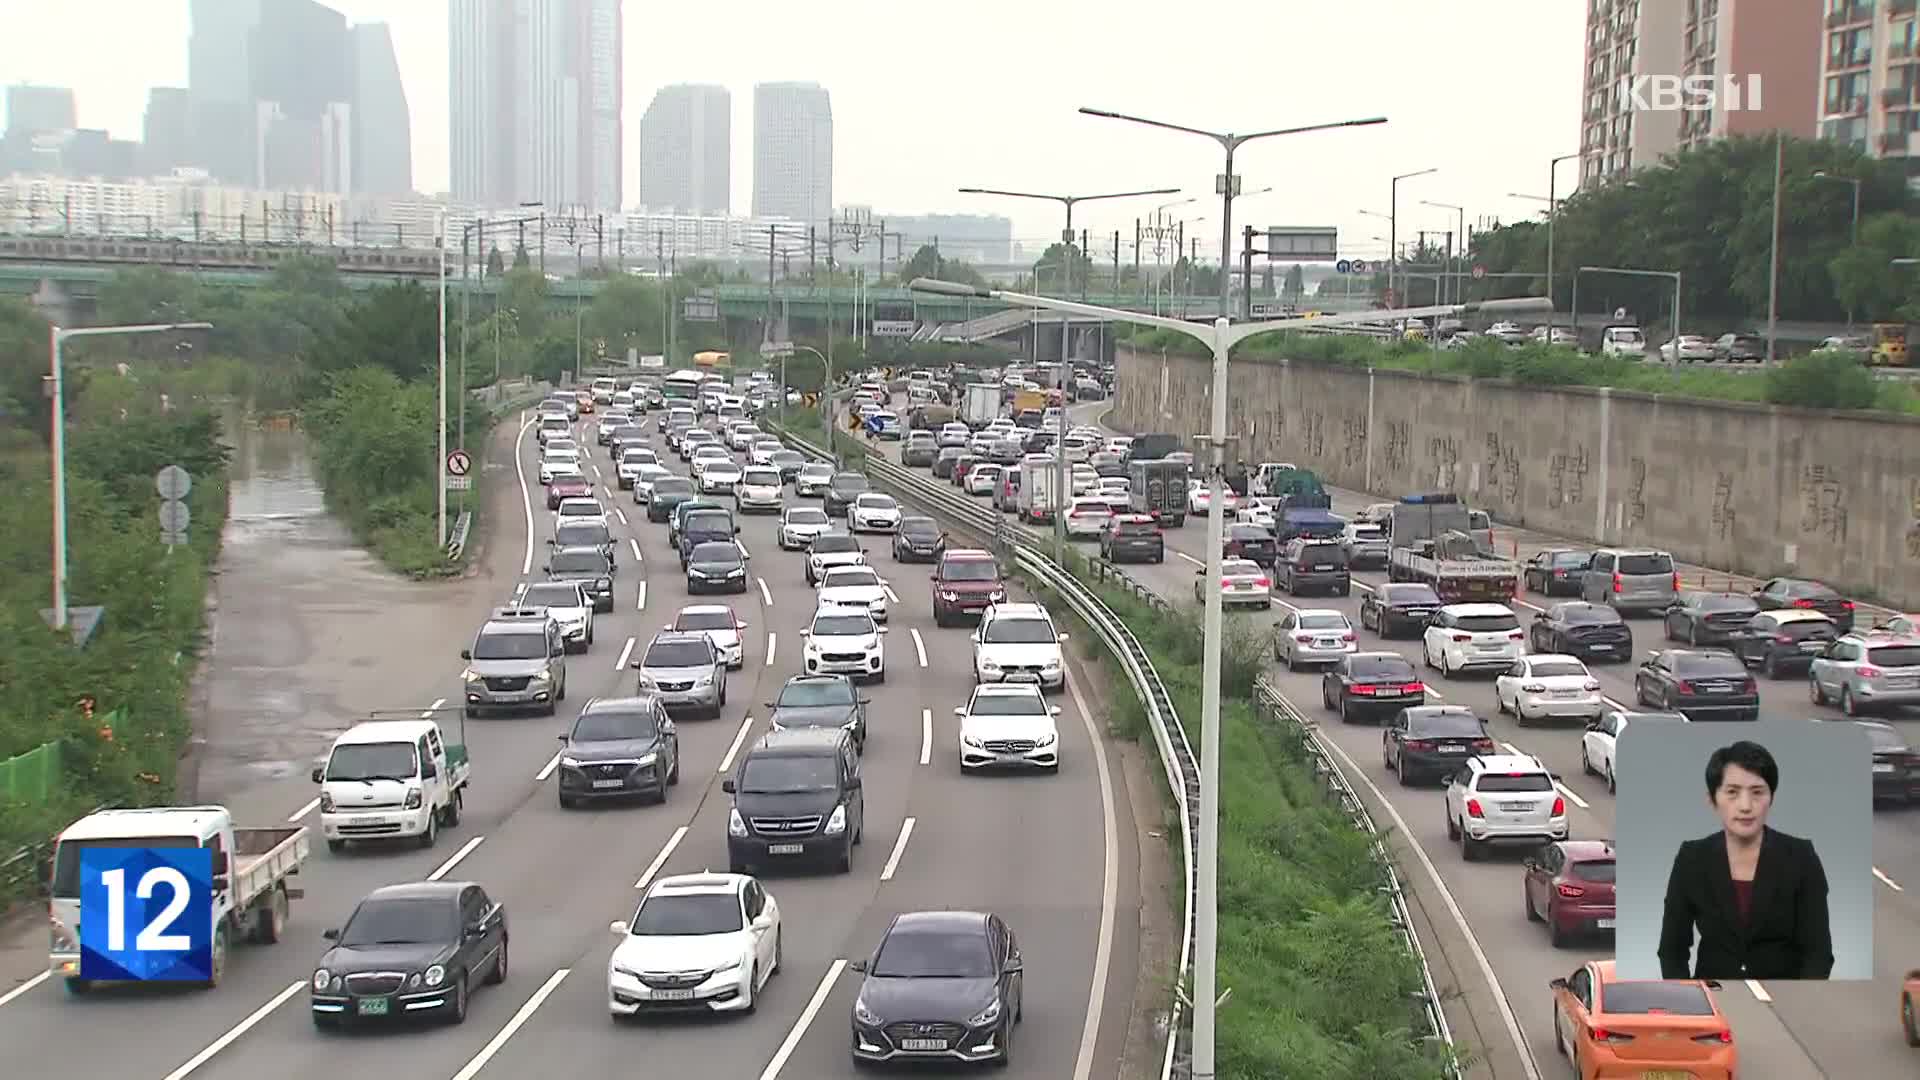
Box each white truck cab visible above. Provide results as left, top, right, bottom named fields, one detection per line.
left=48, top=805, right=309, bottom=994
left=312, top=712, right=471, bottom=853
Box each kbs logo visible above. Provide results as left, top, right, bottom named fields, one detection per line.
left=1615, top=73, right=1764, bottom=113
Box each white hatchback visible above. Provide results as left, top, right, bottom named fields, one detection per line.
left=1494, top=654, right=1604, bottom=725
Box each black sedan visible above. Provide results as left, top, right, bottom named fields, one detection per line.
left=1358, top=582, right=1442, bottom=638
left=1321, top=652, right=1426, bottom=724
left=1662, top=591, right=1759, bottom=645
left=1089, top=451, right=1128, bottom=478
left=823, top=472, right=869, bottom=518
left=310, top=881, right=508, bottom=1028
left=684, top=540, right=750, bottom=594
left=1839, top=719, right=1920, bottom=805
left=1382, top=705, right=1495, bottom=785
left=1528, top=602, right=1633, bottom=662
left=555, top=696, right=679, bottom=807
left=1725, top=609, right=1838, bottom=678
left=849, top=910, right=1023, bottom=1068
left=1222, top=523, right=1278, bottom=567
left=647, top=477, right=697, bottom=521
left=892, top=515, right=947, bottom=562
left=766, top=673, right=869, bottom=750
left=1523, top=548, right=1591, bottom=597
left=546, top=546, right=615, bottom=611
left=1632, top=649, right=1759, bottom=720
left=1751, top=577, right=1855, bottom=633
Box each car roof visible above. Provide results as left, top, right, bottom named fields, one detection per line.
left=649, top=631, right=713, bottom=647
left=1439, top=602, right=1514, bottom=616
left=677, top=603, right=734, bottom=616
left=363, top=881, right=465, bottom=903
left=336, top=719, right=438, bottom=744
left=1523, top=653, right=1585, bottom=666
left=579, top=694, right=662, bottom=715
left=984, top=601, right=1048, bottom=619
left=1292, top=607, right=1346, bottom=618
left=1464, top=753, right=1547, bottom=774
left=1767, top=609, right=1833, bottom=623
left=971, top=683, right=1045, bottom=699
left=646, top=872, right=745, bottom=898
left=942, top=548, right=994, bottom=560
left=1557, top=839, right=1616, bottom=860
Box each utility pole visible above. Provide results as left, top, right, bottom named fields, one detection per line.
left=1765, top=132, right=1783, bottom=363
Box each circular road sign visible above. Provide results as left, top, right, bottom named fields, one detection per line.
left=1351, top=259, right=1369, bottom=273
left=155, top=464, right=192, bottom=501
left=446, top=450, right=473, bottom=476
left=158, top=499, right=190, bottom=534
left=1335, top=259, right=1352, bottom=274
left=1472, top=264, right=1488, bottom=280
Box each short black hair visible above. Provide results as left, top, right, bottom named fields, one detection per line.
left=1705, top=740, right=1778, bottom=796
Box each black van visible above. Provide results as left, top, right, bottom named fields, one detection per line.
left=676, top=508, right=738, bottom=566
left=722, top=728, right=864, bottom=875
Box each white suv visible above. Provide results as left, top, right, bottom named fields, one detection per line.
left=1422, top=603, right=1526, bottom=677
left=607, top=872, right=781, bottom=1016
left=973, top=602, right=1068, bottom=692
left=1443, top=753, right=1568, bottom=860
left=801, top=605, right=887, bottom=682
left=956, top=684, right=1061, bottom=773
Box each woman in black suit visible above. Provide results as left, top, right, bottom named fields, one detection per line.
left=1658, top=740, right=1833, bottom=980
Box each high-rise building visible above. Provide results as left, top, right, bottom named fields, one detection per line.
left=142, top=88, right=193, bottom=174
left=349, top=23, right=413, bottom=195
left=752, top=82, right=831, bottom=223
left=5, top=84, right=78, bottom=138
left=185, top=0, right=352, bottom=190
left=637, top=84, right=731, bottom=214
left=1818, top=1, right=1920, bottom=176
left=1581, top=0, right=1819, bottom=186
left=451, top=0, right=620, bottom=210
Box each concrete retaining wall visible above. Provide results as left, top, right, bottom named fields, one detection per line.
left=1110, top=346, right=1920, bottom=609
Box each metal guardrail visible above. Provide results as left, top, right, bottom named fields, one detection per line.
left=767, top=420, right=1200, bottom=1080
left=447, top=511, right=473, bottom=562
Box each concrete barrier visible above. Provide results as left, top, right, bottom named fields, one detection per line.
left=1111, top=346, right=1920, bottom=610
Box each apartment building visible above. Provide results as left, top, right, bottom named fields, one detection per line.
left=1818, top=0, right=1920, bottom=175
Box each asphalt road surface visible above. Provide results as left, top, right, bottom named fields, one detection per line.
left=0, top=403, right=1139, bottom=1080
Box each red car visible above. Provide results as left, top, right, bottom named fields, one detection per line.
left=1523, top=839, right=1616, bottom=947
left=548, top=474, right=594, bottom=510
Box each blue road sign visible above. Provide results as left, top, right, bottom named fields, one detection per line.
left=1335, top=259, right=1352, bottom=274
left=80, top=846, right=212, bottom=981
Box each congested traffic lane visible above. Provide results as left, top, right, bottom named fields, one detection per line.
left=312, top=403, right=1125, bottom=1080
left=1060, top=407, right=1919, bottom=1076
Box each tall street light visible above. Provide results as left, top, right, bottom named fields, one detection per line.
left=911, top=276, right=1552, bottom=1080
left=1544, top=153, right=1580, bottom=324
left=1079, top=106, right=1388, bottom=320
left=1388, top=168, right=1437, bottom=308
left=46, top=320, right=213, bottom=629
left=1812, top=170, right=1864, bottom=331
left=436, top=208, right=450, bottom=550
left=957, top=183, right=1179, bottom=561
left=1420, top=200, right=1466, bottom=304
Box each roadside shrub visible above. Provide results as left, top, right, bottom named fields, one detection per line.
left=1764, top=348, right=1880, bottom=409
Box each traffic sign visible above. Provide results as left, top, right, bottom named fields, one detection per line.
left=445, top=475, right=473, bottom=491
left=161, top=529, right=189, bottom=547
left=446, top=450, right=472, bottom=477
left=1351, top=260, right=1369, bottom=273
left=157, top=500, right=190, bottom=533
left=1335, top=259, right=1352, bottom=274
left=154, top=465, right=191, bottom=501
left=79, top=846, right=213, bottom=982
left=1472, top=264, right=1487, bottom=280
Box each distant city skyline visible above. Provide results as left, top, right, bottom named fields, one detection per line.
left=637, top=83, right=730, bottom=215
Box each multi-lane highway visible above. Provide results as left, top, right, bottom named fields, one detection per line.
left=890, top=398, right=1912, bottom=1079
left=0, top=400, right=1140, bottom=1080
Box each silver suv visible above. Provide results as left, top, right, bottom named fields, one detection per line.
left=1580, top=548, right=1677, bottom=614
left=632, top=631, right=728, bottom=718
left=1443, top=752, right=1567, bottom=860
left=1808, top=632, right=1920, bottom=716
left=461, top=607, right=568, bottom=717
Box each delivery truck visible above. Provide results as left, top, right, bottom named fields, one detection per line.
left=1017, top=457, right=1063, bottom=524
left=312, top=708, right=472, bottom=853
left=961, top=383, right=1002, bottom=429
left=1128, top=458, right=1189, bottom=526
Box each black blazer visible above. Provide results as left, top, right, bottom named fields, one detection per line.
left=1658, top=826, right=1833, bottom=980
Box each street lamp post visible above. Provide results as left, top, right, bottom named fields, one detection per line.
left=437, top=209, right=449, bottom=550
left=1544, top=153, right=1580, bottom=326
left=1420, top=200, right=1466, bottom=305
left=909, top=277, right=1549, bottom=1080
left=957, top=183, right=1180, bottom=561
left=46, top=320, right=214, bottom=629
left=1812, top=170, right=1863, bottom=331
left=1388, top=168, right=1437, bottom=307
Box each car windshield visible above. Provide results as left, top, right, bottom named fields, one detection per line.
left=549, top=466, right=583, bottom=480
left=968, top=693, right=1047, bottom=716
left=1474, top=773, right=1553, bottom=793
left=872, top=928, right=995, bottom=978
left=1617, top=553, right=1673, bottom=574
left=737, top=755, right=839, bottom=793
left=675, top=609, right=735, bottom=631
left=522, top=584, right=583, bottom=608
left=326, top=741, right=418, bottom=782
left=1787, top=581, right=1838, bottom=599
left=1672, top=653, right=1747, bottom=676
left=812, top=613, right=875, bottom=636
left=550, top=551, right=605, bottom=573
left=1569, top=859, right=1617, bottom=884
left=857, top=495, right=897, bottom=509
left=1348, top=656, right=1417, bottom=680
left=941, top=559, right=998, bottom=581
left=691, top=542, right=741, bottom=563
left=573, top=708, right=658, bottom=741
left=1695, top=594, right=1755, bottom=612
left=621, top=449, right=655, bottom=464
left=832, top=472, right=868, bottom=491
left=1559, top=605, right=1619, bottom=624
left=777, top=679, right=855, bottom=707
left=1600, top=981, right=1713, bottom=1015
left=801, top=464, right=833, bottom=477
left=984, top=618, right=1054, bottom=644
left=825, top=569, right=879, bottom=588
left=1455, top=613, right=1519, bottom=632
left=900, top=519, right=939, bottom=537
left=654, top=478, right=694, bottom=495
left=629, top=893, right=743, bottom=936
left=742, top=469, right=779, bottom=486
left=1409, top=710, right=1483, bottom=736
left=339, top=898, right=455, bottom=947
left=1549, top=552, right=1588, bottom=567
left=645, top=641, right=712, bottom=667
left=1227, top=526, right=1267, bottom=539
left=772, top=451, right=804, bottom=465
left=472, top=629, right=548, bottom=660
left=1529, top=660, right=1589, bottom=678
left=556, top=523, right=610, bottom=546
left=1385, top=585, right=1441, bottom=605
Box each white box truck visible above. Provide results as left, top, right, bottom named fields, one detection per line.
left=961, top=383, right=1002, bottom=429
left=1017, top=458, right=1063, bottom=524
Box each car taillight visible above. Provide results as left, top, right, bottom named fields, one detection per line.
left=1692, top=1030, right=1733, bottom=1045
left=1675, top=680, right=1695, bottom=694
left=1773, top=634, right=1794, bottom=644
left=1509, top=631, right=1525, bottom=641
left=1672, top=572, right=1682, bottom=592
left=1221, top=578, right=1234, bottom=589
left=1471, top=738, right=1495, bottom=751
left=1857, top=664, right=1883, bottom=677
left=1742, top=679, right=1757, bottom=693
left=1402, top=683, right=1426, bottom=694
left=1521, top=683, right=1546, bottom=693
left=1555, top=882, right=1584, bottom=898
left=1295, top=634, right=1313, bottom=643
left=1403, top=739, right=1432, bottom=751
left=1255, top=577, right=1272, bottom=587
left=1465, top=799, right=1484, bottom=818
left=1584, top=680, right=1601, bottom=691
left=1352, top=684, right=1377, bottom=695
left=1550, top=797, right=1566, bottom=816
left=1451, top=633, right=1471, bottom=642
left=1841, top=600, right=1855, bottom=611
left=1612, top=572, right=1623, bottom=593
left=1591, top=1028, right=1635, bottom=1044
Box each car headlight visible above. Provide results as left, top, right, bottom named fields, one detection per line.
left=635, top=676, right=656, bottom=689
left=854, top=998, right=882, bottom=1026
left=823, top=803, right=848, bottom=835
left=531, top=670, right=553, bottom=683
left=728, top=807, right=748, bottom=837
left=980, top=660, right=1001, bottom=671
left=1043, top=659, right=1062, bottom=670
left=989, top=590, right=1007, bottom=601
left=637, top=752, right=657, bottom=766
left=940, top=590, right=959, bottom=601
left=1035, top=732, right=1057, bottom=747
left=463, top=669, right=483, bottom=683
left=961, top=733, right=984, bottom=748
left=404, top=788, right=424, bottom=810
left=424, top=964, right=446, bottom=987
left=968, top=998, right=1002, bottom=1027
left=312, top=969, right=331, bottom=991
left=559, top=756, right=581, bottom=768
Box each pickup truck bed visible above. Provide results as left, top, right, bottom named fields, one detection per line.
left=233, top=826, right=309, bottom=909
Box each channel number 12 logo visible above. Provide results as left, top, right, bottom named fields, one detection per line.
left=79, top=847, right=214, bottom=981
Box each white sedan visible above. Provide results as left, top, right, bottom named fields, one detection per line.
left=1494, top=654, right=1605, bottom=726
left=816, top=565, right=890, bottom=622
left=1234, top=501, right=1278, bottom=530
left=734, top=466, right=784, bottom=513
left=1658, top=334, right=1716, bottom=362
left=847, top=493, right=902, bottom=533
left=607, top=872, right=780, bottom=1017
left=540, top=448, right=581, bottom=485
left=1187, top=486, right=1238, bottom=514
left=697, top=460, right=743, bottom=494
left=963, top=464, right=1003, bottom=496
left=779, top=507, right=834, bottom=550
left=956, top=684, right=1061, bottom=773
left=1580, top=708, right=1688, bottom=793
left=1194, top=557, right=1271, bottom=608
left=669, top=603, right=747, bottom=670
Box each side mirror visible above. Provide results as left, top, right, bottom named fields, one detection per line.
left=557, top=733, right=570, bottom=742
left=751, top=914, right=773, bottom=932
left=542, top=564, right=552, bottom=573
left=311, top=766, right=324, bottom=784
left=663, top=624, right=674, bottom=631
left=858, top=697, right=872, bottom=705
left=954, top=707, right=966, bottom=717
left=877, top=626, right=889, bottom=634
left=323, top=928, right=340, bottom=941
left=630, top=657, right=644, bottom=668
left=1584, top=719, right=1602, bottom=731
left=1703, top=979, right=1723, bottom=990
left=460, top=649, right=472, bottom=660
left=545, top=538, right=556, bottom=546
left=799, top=629, right=810, bottom=637
left=551, top=644, right=565, bottom=657
left=609, top=920, right=629, bottom=935
left=1049, top=705, right=1062, bottom=715
left=464, top=922, right=487, bottom=940
left=1547, top=977, right=1568, bottom=991
left=1004, top=958, right=1023, bottom=974
left=721, top=778, right=736, bottom=793
left=848, top=958, right=868, bottom=973
left=1057, top=632, right=1069, bottom=641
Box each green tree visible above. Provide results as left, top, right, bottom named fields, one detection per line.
left=0, top=298, right=49, bottom=437
left=512, top=241, right=530, bottom=269
left=896, top=244, right=989, bottom=290
left=306, top=282, right=440, bottom=383
left=1032, top=243, right=1094, bottom=292
left=582, top=274, right=665, bottom=358
left=1282, top=264, right=1303, bottom=301
left=1830, top=211, right=1920, bottom=322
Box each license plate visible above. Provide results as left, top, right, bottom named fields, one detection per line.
left=1641, top=1072, right=1689, bottom=1080
left=1313, top=565, right=1334, bottom=571
left=356, top=997, right=389, bottom=1016
left=1500, top=802, right=1533, bottom=812
left=1316, top=639, right=1342, bottom=648
left=1008, top=673, right=1040, bottom=683
left=1597, top=918, right=1616, bottom=929
left=1800, top=642, right=1821, bottom=651
left=1552, top=690, right=1579, bottom=698
left=767, top=843, right=805, bottom=855
left=652, top=987, right=697, bottom=1000
left=1438, top=745, right=1465, bottom=753
left=1233, top=583, right=1252, bottom=590
left=592, top=778, right=625, bottom=789
left=1874, top=763, right=1896, bottom=773
left=901, top=1038, right=948, bottom=1051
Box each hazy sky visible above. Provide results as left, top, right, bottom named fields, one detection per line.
left=2, top=0, right=1582, bottom=262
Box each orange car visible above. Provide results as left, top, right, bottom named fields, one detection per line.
left=1549, top=960, right=1735, bottom=1079
left=1904, top=969, right=1920, bottom=1046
